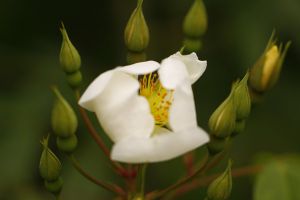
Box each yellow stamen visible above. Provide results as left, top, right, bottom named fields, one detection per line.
left=139, top=73, right=173, bottom=126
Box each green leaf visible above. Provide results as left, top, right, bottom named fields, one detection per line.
left=254, top=156, right=300, bottom=200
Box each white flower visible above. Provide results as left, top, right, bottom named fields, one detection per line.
left=79, top=52, right=209, bottom=163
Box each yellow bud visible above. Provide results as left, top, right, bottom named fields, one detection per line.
left=207, top=160, right=232, bottom=200
left=39, top=136, right=62, bottom=181
left=209, top=87, right=236, bottom=138
left=233, top=73, right=251, bottom=120
left=59, top=23, right=81, bottom=73
left=249, top=32, right=291, bottom=93
left=124, top=0, right=149, bottom=52
left=183, top=0, right=207, bottom=38
left=261, top=45, right=280, bottom=89
left=51, top=87, right=78, bottom=138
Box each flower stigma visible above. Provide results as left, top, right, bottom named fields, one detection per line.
left=139, top=72, right=173, bottom=127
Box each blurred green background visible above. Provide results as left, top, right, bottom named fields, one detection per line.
left=0, top=0, right=299, bottom=199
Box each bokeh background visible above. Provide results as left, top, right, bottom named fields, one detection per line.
left=0, top=0, right=299, bottom=199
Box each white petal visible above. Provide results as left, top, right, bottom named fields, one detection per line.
left=169, top=79, right=198, bottom=131
left=95, top=95, right=154, bottom=142
left=79, top=70, right=154, bottom=142
left=117, top=61, right=160, bottom=75
left=78, top=70, right=115, bottom=111
left=111, top=126, right=209, bottom=163
left=170, top=52, right=207, bottom=84
left=158, top=57, right=190, bottom=90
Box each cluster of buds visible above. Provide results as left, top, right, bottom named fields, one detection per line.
left=59, top=23, right=82, bottom=89
left=124, top=0, right=149, bottom=64
left=51, top=87, right=78, bottom=154
left=207, top=160, right=232, bottom=200
left=39, top=136, right=63, bottom=196
left=182, top=0, right=207, bottom=53
left=248, top=32, right=291, bottom=102
left=208, top=73, right=251, bottom=154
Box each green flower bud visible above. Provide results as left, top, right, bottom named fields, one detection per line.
left=233, top=73, right=251, bottom=120
left=209, top=87, right=236, bottom=138
left=39, top=137, right=62, bottom=181
left=66, top=71, right=82, bottom=89
left=51, top=87, right=78, bottom=138
left=56, top=134, right=78, bottom=154
left=44, top=177, right=63, bottom=195
left=127, top=51, right=146, bottom=64
left=183, top=0, right=207, bottom=38
left=207, top=160, right=232, bottom=200
left=124, top=0, right=149, bottom=52
left=207, top=136, right=228, bottom=155
left=249, top=32, right=291, bottom=93
left=231, top=120, right=246, bottom=137
left=183, top=38, right=202, bottom=53
left=60, top=22, right=81, bottom=73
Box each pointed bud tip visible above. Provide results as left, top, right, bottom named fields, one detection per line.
left=249, top=33, right=290, bottom=93
left=207, top=160, right=232, bottom=200
left=59, top=23, right=81, bottom=73
left=51, top=87, right=78, bottom=138
left=183, top=0, right=207, bottom=38
left=234, top=72, right=251, bottom=120
left=39, top=138, right=62, bottom=181
left=124, top=0, right=149, bottom=52
left=209, top=89, right=236, bottom=138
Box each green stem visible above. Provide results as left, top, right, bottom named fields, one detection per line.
left=137, top=164, right=147, bottom=196
left=68, top=154, right=126, bottom=196
left=164, top=164, right=262, bottom=199
left=146, top=152, right=224, bottom=200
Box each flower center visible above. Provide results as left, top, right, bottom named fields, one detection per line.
left=139, top=73, right=173, bottom=126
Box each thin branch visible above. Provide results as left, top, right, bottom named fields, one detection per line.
left=167, top=164, right=263, bottom=199
left=146, top=152, right=225, bottom=200
left=68, top=155, right=126, bottom=196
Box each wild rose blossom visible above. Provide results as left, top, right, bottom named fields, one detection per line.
left=79, top=52, right=209, bottom=163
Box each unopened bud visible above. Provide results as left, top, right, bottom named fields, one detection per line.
left=249, top=32, right=291, bottom=93
left=233, top=73, right=251, bottom=120
left=60, top=23, right=81, bottom=73
left=207, top=160, right=232, bottom=200
left=56, top=134, right=78, bottom=154
left=44, top=177, right=63, bottom=195
left=51, top=87, right=78, bottom=138
left=39, top=136, right=62, bottom=181
left=183, top=0, right=207, bottom=38
left=209, top=86, right=236, bottom=138
left=124, top=0, right=149, bottom=52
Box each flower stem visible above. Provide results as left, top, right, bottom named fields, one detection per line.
left=146, top=152, right=224, bottom=200
left=136, top=164, right=147, bottom=196
left=68, top=154, right=126, bottom=196
left=74, top=89, right=128, bottom=176
left=182, top=152, right=195, bottom=175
